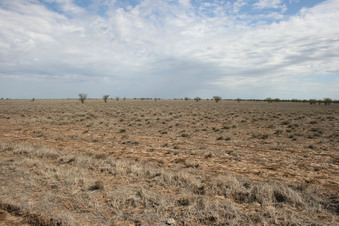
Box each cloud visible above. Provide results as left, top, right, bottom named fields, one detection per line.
left=253, top=0, right=285, bottom=10
left=0, top=0, right=338, bottom=99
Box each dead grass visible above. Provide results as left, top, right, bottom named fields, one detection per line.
left=0, top=99, right=338, bottom=225
left=0, top=142, right=337, bottom=225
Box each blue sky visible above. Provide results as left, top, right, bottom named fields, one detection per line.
left=0, top=0, right=338, bottom=99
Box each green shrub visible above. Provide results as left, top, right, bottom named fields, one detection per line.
left=102, top=95, right=110, bottom=103
left=324, top=98, right=332, bottom=106
left=213, top=96, right=222, bottom=103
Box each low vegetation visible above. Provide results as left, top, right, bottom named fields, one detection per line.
left=102, top=94, right=110, bottom=103
left=78, top=93, right=87, bottom=104
left=0, top=99, right=338, bottom=225
left=213, top=96, right=222, bottom=103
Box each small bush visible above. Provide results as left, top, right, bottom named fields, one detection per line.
left=309, top=99, right=317, bottom=105
left=78, top=93, right=87, bottom=104
left=324, top=98, right=332, bottom=106
left=102, top=95, right=110, bottom=103
left=213, top=96, right=222, bottom=103
left=194, top=97, right=201, bottom=102
left=89, top=180, right=104, bottom=191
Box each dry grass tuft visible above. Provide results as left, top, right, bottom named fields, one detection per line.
left=0, top=142, right=337, bottom=225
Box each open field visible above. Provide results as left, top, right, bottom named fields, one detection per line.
left=0, top=99, right=338, bottom=225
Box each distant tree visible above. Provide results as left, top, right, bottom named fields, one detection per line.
left=194, top=97, right=201, bottom=102
left=123, top=97, right=127, bottom=101
left=102, top=95, right=110, bottom=103
left=184, top=97, right=190, bottom=101
left=265, top=97, right=273, bottom=103
left=115, top=96, right=120, bottom=101
left=291, top=99, right=300, bottom=103
left=32, top=98, right=35, bottom=102
left=324, top=98, right=332, bottom=106
left=309, top=99, right=317, bottom=105
left=213, top=96, right=222, bottom=103
left=236, top=98, right=242, bottom=103
left=273, top=98, right=281, bottom=102
left=78, top=93, right=87, bottom=104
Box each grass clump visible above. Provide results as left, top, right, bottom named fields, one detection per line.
left=89, top=180, right=104, bottom=191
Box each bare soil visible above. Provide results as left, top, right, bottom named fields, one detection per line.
left=0, top=99, right=338, bottom=225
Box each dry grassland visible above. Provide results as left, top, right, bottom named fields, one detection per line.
left=0, top=99, right=338, bottom=225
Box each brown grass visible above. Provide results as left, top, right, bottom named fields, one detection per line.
left=0, top=99, right=338, bottom=225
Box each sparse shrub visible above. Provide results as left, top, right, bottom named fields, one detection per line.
left=78, top=93, right=87, bottom=104
left=274, top=129, right=283, bottom=135
left=236, top=98, right=242, bottom=103
left=102, top=94, right=110, bottom=103
left=309, top=99, right=317, bottom=105
left=252, top=132, right=269, bottom=139
left=184, top=160, right=199, bottom=168
left=115, top=96, right=120, bottom=101
left=291, top=99, right=300, bottom=103
left=89, top=180, right=104, bottom=191
left=181, top=133, right=189, bottom=137
left=178, top=197, right=190, bottom=206
left=265, top=97, right=273, bottom=103
left=95, top=153, right=107, bottom=159
left=213, top=96, right=222, bottom=103
left=324, top=98, right=332, bottom=106
left=194, top=97, right=201, bottom=102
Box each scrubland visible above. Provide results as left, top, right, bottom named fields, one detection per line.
left=0, top=99, right=338, bottom=225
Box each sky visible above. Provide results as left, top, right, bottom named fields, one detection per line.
left=0, top=0, right=338, bottom=99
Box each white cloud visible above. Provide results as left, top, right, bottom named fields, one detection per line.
left=0, top=0, right=338, bottom=99
left=253, top=0, right=285, bottom=10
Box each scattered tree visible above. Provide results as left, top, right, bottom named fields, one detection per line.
left=184, top=97, right=190, bottom=101
left=324, top=98, right=332, bottom=106
left=194, top=97, right=201, bottom=102
left=123, top=97, right=127, bottom=101
left=236, top=98, right=242, bottom=103
left=309, top=99, right=317, bottom=105
left=32, top=98, right=35, bottom=102
left=213, top=96, right=222, bottom=103
left=115, top=96, right=120, bottom=101
left=103, top=95, right=110, bottom=103
left=265, top=97, right=273, bottom=103
left=78, top=93, right=87, bottom=104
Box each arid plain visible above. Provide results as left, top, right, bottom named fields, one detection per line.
left=0, top=99, right=338, bottom=225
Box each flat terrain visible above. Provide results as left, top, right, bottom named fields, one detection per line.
left=0, top=99, right=338, bottom=225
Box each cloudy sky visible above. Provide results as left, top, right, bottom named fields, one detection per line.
left=0, top=0, right=338, bottom=99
